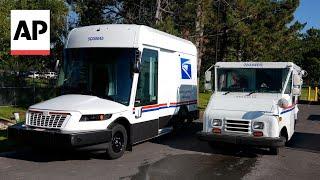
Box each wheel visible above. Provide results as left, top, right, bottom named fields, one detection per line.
left=269, top=147, right=279, bottom=155
left=106, top=124, right=127, bottom=159
left=172, top=106, right=189, bottom=131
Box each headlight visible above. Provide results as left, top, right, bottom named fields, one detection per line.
left=211, top=119, right=222, bottom=127
left=253, top=122, right=264, bottom=129
left=80, top=114, right=112, bottom=122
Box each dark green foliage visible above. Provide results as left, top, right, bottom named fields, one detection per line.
left=0, top=0, right=68, bottom=75
left=299, top=29, right=320, bottom=83
left=0, top=0, right=319, bottom=87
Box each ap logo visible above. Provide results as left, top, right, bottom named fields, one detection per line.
left=180, top=58, right=192, bottom=79
left=11, top=10, right=50, bottom=55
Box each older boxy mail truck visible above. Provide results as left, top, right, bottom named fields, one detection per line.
left=198, top=62, right=305, bottom=154
left=9, top=24, right=198, bottom=159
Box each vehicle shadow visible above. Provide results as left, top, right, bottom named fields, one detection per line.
left=287, top=132, right=320, bottom=153
left=0, top=147, right=110, bottom=162
left=308, top=115, right=320, bottom=121
left=6, top=121, right=315, bottom=162
left=152, top=121, right=271, bottom=158
left=298, top=100, right=320, bottom=105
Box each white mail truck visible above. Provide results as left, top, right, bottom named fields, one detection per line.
left=9, top=24, right=198, bottom=159
left=198, top=62, right=305, bottom=154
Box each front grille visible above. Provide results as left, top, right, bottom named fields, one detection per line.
left=27, top=111, right=68, bottom=128
left=224, top=119, right=250, bottom=133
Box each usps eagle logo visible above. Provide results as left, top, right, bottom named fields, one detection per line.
left=181, top=58, right=192, bottom=79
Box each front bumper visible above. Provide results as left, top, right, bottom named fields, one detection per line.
left=197, top=132, right=285, bottom=147
left=8, top=123, right=112, bottom=149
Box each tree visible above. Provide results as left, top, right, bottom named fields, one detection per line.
left=212, top=0, right=303, bottom=62
left=299, top=28, right=320, bottom=83
left=68, top=0, right=111, bottom=26
left=0, top=0, right=68, bottom=87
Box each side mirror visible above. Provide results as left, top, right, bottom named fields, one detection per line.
left=204, top=71, right=212, bottom=91
left=293, top=74, right=302, bottom=86
left=292, top=87, right=301, bottom=96
left=135, top=107, right=142, bottom=118
left=134, top=50, right=141, bottom=73
left=301, top=70, right=307, bottom=77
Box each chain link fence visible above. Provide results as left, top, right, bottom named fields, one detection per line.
left=0, top=73, right=58, bottom=107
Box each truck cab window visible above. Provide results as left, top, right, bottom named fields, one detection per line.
left=135, top=49, right=158, bottom=106
left=60, top=48, right=135, bottom=106
left=217, top=68, right=289, bottom=93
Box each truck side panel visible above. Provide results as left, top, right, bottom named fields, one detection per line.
left=158, top=49, right=178, bottom=128
left=158, top=49, right=198, bottom=128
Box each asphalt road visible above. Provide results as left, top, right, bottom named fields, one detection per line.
left=0, top=104, right=319, bottom=180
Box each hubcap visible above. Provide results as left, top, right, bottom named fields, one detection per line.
left=112, top=132, right=124, bottom=153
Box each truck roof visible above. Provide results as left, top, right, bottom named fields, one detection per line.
left=215, top=61, right=301, bottom=71
left=65, top=24, right=197, bottom=56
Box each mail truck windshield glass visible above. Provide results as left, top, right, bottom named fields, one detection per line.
left=58, top=48, right=135, bottom=105
left=217, top=68, right=289, bottom=93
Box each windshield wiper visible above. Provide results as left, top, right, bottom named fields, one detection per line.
left=223, top=91, right=231, bottom=95
left=247, top=91, right=256, bottom=96
left=103, top=95, right=114, bottom=101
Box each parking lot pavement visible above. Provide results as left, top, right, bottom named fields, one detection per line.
left=0, top=104, right=319, bottom=180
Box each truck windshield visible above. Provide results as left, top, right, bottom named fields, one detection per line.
left=58, top=48, right=135, bottom=106
left=217, top=68, right=289, bottom=93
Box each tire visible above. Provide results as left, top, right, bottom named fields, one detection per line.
left=106, top=124, right=127, bottom=159
left=270, top=134, right=286, bottom=155
left=172, top=106, right=189, bottom=131
left=269, top=147, right=279, bottom=155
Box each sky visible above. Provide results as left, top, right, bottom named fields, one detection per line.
left=294, top=0, right=320, bottom=32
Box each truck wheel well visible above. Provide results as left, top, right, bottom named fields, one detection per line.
left=109, top=117, right=131, bottom=149
left=280, top=127, right=288, bottom=141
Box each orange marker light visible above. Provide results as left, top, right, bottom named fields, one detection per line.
left=212, top=128, right=221, bottom=134
left=253, top=131, right=263, bottom=137
left=99, top=114, right=105, bottom=120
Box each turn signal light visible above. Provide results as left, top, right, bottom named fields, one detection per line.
left=80, top=114, right=112, bottom=121
left=212, top=128, right=221, bottom=134
left=253, top=131, right=263, bottom=137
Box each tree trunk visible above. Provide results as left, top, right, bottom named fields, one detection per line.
left=155, top=0, right=162, bottom=25
left=219, top=3, right=227, bottom=62
left=195, top=0, right=204, bottom=104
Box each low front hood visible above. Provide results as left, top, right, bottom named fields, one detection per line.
left=208, top=93, right=279, bottom=113
left=29, top=94, right=127, bottom=114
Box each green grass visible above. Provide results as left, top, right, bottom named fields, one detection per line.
left=199, top=92, right=212, bottom=111
left=0, top=106, right=26, bottom=121
left=0, top=107, right=26, bottom=152
left=25, top=78, right=51, bottom=87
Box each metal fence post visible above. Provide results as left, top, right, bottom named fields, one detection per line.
left=308, top=86, right=311, bottom=101
left=315, top=87, right=318, bottom=101
left=14, top=87, right=16, bottom=106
